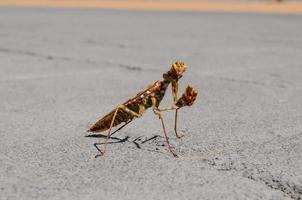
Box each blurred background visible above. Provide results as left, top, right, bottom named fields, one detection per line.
left=1, top=0, right=302, bottom=13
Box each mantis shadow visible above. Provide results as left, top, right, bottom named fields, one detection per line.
left=85, top=133, right=163, bottom=156
left=86, top=134, right=129, bottom=157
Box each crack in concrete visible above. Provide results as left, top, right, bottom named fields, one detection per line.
left=84, top=39, right=126, bottom=49
left=0, top=47, right=73, bottom=61
left=220, top=77, right=267, bottom=87
left=118, top=64, right=142, bottom=71
left=204, top=156, right=302, bottom=200
left=116, top=135, right=300, bottom=199
left=220, top=77, right=287, bottom=89
left=0, top=47, right=156, bottom=73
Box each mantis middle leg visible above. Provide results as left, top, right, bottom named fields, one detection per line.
left=152, top=97, right=178, bottom=157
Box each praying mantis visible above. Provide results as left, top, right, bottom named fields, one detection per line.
left=88, top=61, right=198, bottom=157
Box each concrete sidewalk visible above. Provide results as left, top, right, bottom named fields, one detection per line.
left=0, top=7, right=302, bottom=200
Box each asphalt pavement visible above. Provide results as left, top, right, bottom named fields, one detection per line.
left=0, top=7, right=302, bottom=200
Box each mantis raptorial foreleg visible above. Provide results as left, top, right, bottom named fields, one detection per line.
left=161, top=82, right=197, bottom=139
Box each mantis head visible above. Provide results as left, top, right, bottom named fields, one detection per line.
left=163, top=61, right=187, bottom=81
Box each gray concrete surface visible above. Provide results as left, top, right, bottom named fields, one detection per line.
left=0, top=7, right=302, bottom=200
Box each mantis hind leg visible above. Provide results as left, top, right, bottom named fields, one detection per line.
left=109, top=119, right=132, bottom=137
left=95, top=105, right=141, bottom=158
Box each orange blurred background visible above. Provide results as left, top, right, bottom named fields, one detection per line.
left=0, top=0, right=302, bottom=14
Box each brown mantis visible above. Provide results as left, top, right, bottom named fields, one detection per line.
left=88, top=61, right=198, bottom=157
